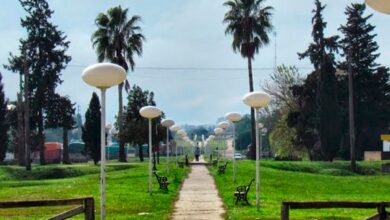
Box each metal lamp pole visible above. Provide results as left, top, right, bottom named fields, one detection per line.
left=82, top=63, right=126, bottom=220
left=243, top=91, right=271, bottom=210
left=140, top=106, right=162, bottom=195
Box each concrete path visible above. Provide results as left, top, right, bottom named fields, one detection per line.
left=172, top=156, right=225, bottom=220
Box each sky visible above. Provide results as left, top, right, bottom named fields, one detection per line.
left=0, top=0, right=389, bottom=126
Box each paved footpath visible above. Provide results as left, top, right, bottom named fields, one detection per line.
left=172, top=156, right=225, bottom=220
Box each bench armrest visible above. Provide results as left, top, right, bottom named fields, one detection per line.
left=236, top=186, right=246, bottom=192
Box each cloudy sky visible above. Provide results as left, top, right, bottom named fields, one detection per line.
left=0, top=0, right=389, bottom=126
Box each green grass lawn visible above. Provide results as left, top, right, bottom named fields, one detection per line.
left=209, top=160, right=390, bottom=220
left=0, top=158, right=189, bottom=220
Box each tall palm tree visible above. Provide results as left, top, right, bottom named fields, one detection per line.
left=92, top=6, right=144, bottom=162
left=223, top=0, right=273, bottom=160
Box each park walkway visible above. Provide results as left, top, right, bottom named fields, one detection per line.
left=172, top=156, right=225, bottom=220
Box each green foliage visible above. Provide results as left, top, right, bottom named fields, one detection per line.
left=223, top=0, right=274, bottom=59
left=82, top=93, right=101, bottom=165
left=209, top=160, right=390, bottom=219
left=123, top=85, right=164, bottom=161
left=235, top=114, right=251, bottom=151
left=0, top=73, right=9, bottom=162
left=290, top=1, right=341, bottom=161
left=338, top=3, right=390, bottom=159
left=269, top=114, right=304, bottom=158
left=45, top=94, right=75, bottom=130
left=4, top=0, right=71, bottom=164
left=45, top=94, right=75, bottom=164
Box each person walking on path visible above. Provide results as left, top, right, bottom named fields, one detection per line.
left=194, top=146, right=201, bottom=161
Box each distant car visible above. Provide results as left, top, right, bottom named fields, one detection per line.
left=234, top=153, right=242, bottom=160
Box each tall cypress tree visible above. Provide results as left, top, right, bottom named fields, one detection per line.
left=0, top=73, right=9, bottom=162
left=82, top=93, right=101, bottom=165
left=296, top=0, right=340, bottom=161
left=339, top=3, right=390, bottom=161
left=5, top=0, right=71, bottom=165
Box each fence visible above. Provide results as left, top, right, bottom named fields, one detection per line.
left=0, top=197, right=94, bottom=220
left=281, top=201, right=389, bottom=220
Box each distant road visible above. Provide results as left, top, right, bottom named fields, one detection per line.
left=225, top=138, right=233, bottom=159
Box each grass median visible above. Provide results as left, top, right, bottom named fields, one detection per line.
left=0, top=158, right=189, bottom=220
left=209, top=159, right=390, bottom=220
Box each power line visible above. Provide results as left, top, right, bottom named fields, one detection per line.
left=67, top=64, right=312, bottom=71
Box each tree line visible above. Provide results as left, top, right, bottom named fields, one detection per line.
left=0, top=0, right=161, bottom=168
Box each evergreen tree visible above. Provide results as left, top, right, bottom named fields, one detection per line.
left=45, top=94, right=75, bottom=164
left=82, top=93, right=101, bottom=165
left=123, top=85, right=164, bottom=162
left=5, top=0, right=71, bottom=165
left=0, top=73, right=9, bottom=162
left=294, top=0, right=340, bottom=161
left=338, top=3, right=390, bottom=161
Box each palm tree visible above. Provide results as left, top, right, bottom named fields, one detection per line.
left=223, top=0, right=273, bottom=160
left=92, top=6, right=145, bottom=162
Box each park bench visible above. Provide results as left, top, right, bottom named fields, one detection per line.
left=234, top=178, right=255, bottom=205
left=218, top=161, right=228, bottom=174
left=153, top=172, right=169, bottom=191
left=178, top=161, right=185, bottom=168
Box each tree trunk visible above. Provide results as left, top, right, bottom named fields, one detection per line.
left=62, top=128, right=70, bottom=164
left=138, top=145, right=144, bottom=162
left=348, top=54, right=356, bottom=172
left=248, top=57, right=256, bottom=160
left=17, top=93, right=25, bottom=166
left=23, top=65, right=31, bottom=170
left=38, top=108, right=45, bottom=165
left=118, top=83, right=127, bottom=162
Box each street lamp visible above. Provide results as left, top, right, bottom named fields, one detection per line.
left=225, top=112, right=242, bottom=183
left=218, top=121, right=230, bottom=158
left=214, top=127, right=224, bottom=165
left=161, top=119, right=175, bottom=175
left=139, top=106, right=162, bottom=195
left=82, top=63, right=126, bottom=220
left=242, top=91, right=271, bottom=210
left=365, top=0, right=390, bottom=14
left=170, top=125, right=181, bottom=164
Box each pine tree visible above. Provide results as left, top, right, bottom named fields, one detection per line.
left=5, top=0, right=71, bottom=165
left=339, top=3, right=390, bottom=162
left=82, top=93, right=101, bottom=165
left=0, top=73, right=9, bottom=162
left=295, top=0, right=341, bottom=161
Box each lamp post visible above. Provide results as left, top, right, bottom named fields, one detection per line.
left=161, top=119, right=175, bottom=175
left=82, top=63, right=126, bottom=220
left=243, top=91, right=271, bottom=210
left=170, top=125, right=181, bottom=164
left=225, top=112, right=242, bottom=183
left=214, top=127, right=224, bottom=166
left=365, top=0, right=390, bottom=14
left=218, top=121, right=230, bottom=158
left=139, top=106, right=162, bottom=195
